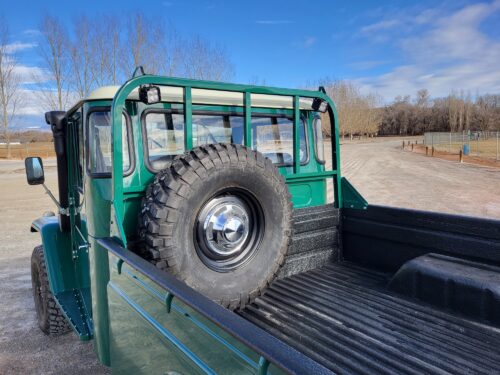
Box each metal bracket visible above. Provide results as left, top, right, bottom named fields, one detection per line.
left=258, top=357, right=270, bottom=375
left=165, top=292, right=174, bottom=313
left=116, top=259, right=124, bottom=275
left=132, top=66, right=146, bottom=78
left=41, top=183, right=71, bottom=215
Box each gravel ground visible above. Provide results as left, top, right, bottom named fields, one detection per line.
left=340, top=138, right=500, bottom=219
left=0, top=138, right=499, bottom=374
left=0, top=159, right=109, bottom=375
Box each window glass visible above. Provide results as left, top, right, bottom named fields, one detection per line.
left=88, top=112, right=130, bottom=174
left=144, top=112, right=184, bottom=170
left=193, top=114, right=244, bottom=146
left=313, top=117, right=325, bottom=163
left=144, top=111, right=307, bottom=170
left=252, top=117, right=307, bottom=165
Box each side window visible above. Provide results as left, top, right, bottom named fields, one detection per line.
left=252, top=117, right=307, bottom=165
left=88, top=111, right=131, bottom=175
left=313, top=117, right=325, bottom=163
left=144, top=112, right=185, bottom=170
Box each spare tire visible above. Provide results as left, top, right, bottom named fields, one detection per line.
left=139, top=143, right=292, bottom=310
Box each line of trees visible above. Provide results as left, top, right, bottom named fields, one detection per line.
left=318, top=80, right=500, bottom=138
left=379, top=90, right=500, bottom=135
left=319, top=79, right=382, bottom=138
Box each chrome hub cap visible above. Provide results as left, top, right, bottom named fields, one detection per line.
left=195, top=192, right=264, bottom=272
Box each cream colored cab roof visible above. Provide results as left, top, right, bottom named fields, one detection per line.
left=86, top=85, right=315, bottom=110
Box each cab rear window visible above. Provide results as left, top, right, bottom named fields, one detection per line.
left=143, top=110, right=307, bottom=171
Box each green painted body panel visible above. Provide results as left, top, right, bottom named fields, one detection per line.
left=31, top=216, right=92, bottom=339
left=341, top=177, right=368, bottom=210
left=107, top=254, right=286, bottom=375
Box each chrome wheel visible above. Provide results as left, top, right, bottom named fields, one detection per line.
left=195, top=190, right=264, bottom=272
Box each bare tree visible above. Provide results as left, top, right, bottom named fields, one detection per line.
left=0, top=21, right=23, bottom=158
left=181, top=35, right=234, bottom=81
left=122, top=13, right=170, bottom=76
left=70, top=16, right=94, bottom=99
left=319, top=79, right=381, bottom=138
left=35, top=15, right=70, bottom=110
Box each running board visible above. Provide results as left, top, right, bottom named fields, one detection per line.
left=55, top=287, right=93, bottom=340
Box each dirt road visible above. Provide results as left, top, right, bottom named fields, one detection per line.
left=340, top=139, right=500, bottom=219
left=0, top=138, right=499, bottom=374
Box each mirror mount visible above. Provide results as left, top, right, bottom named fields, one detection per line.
left=25, top=157, right=69, bottom=216
left=41, top=183, right=69, bottom=216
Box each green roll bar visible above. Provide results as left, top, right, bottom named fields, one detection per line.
left=111, top=75, right=342, bottom=245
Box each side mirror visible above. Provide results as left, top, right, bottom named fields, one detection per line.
left=25, top=157, right=45, bottom=185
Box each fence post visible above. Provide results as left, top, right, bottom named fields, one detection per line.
left=426, top=146, right=429, bottom=156
left=432, top=147, right=434, bottom=156
left=449, top=132, right=452, bottom=153
left=497, top=131, right=499, bottom=161
left=477, top=135, right=480, bottom=156
left=402, top=140, right=405, bottom=150
left=459, top=150, right=463, bottom=163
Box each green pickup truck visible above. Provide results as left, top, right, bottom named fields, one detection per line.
left=25, top=72, right=500, bottom=374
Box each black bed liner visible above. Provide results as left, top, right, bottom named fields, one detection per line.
left=241, top=262, right=500, bottom=374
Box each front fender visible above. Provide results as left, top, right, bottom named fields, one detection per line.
left=30, top=216, right=93, bottom=340
left=30, top=216, right=89, bottom=296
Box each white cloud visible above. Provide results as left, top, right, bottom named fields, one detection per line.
left=5, top=42, right=37, bottom=54
left=14, top=65, right=49, bottom=84
left=360, top=19, right=400, bottom=33
left=16, top=89, right=47, bottom=116
left=356, top=1, right=500, bottom=100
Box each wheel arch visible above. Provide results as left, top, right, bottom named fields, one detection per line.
left=30, top=216, right=91, bottom=299
left=29, top=215, right=94, bottom=340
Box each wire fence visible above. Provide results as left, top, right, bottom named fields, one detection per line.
left=423, top=131, right=500, bottom=160
left=0, top=142, right=55, bottom=159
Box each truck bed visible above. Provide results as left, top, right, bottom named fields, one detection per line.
left=241, top=261, right=500, bottom=374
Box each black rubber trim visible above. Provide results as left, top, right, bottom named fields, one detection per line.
left=141, top=108, right=309, bottom=173
left=85, top=106, right=135, bottom=179
left=97, top=237, right=332, bottom=375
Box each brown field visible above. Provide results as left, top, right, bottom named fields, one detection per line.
left=0, top=142, right=55, bottom=159
left=409, top=143, right=500, bottom=168
left=432, top=138, right=500, bottom=160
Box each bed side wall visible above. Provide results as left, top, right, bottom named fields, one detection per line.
left=341, top=205, right=500, bottom=272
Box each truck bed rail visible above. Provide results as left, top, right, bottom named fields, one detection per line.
left=98, top=237, right=333, bottom=375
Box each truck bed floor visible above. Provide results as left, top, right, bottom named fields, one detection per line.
left=240, top=262, right=500, bottom=374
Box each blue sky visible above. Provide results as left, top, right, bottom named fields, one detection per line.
left=2, top=0, right=500, bottom=127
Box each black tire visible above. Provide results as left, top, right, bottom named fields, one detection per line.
left=139, top=143, right=292, bottom=310
left=31, top=245, right=71, bottom=336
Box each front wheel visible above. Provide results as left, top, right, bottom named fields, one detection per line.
left=31, top=245, right=71, bottom=336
